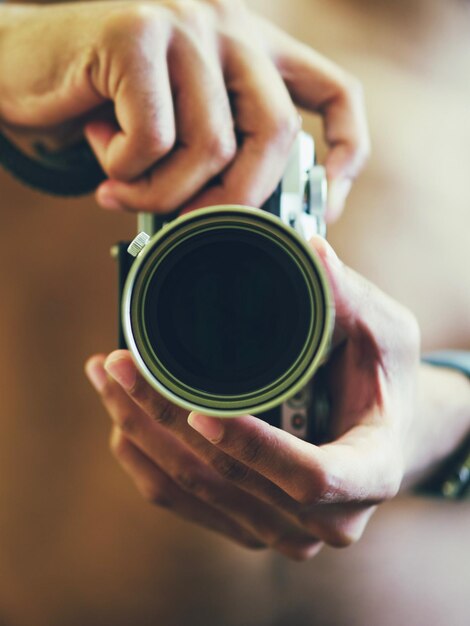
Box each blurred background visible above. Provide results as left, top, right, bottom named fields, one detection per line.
left=0, top=0, right=469, bottom=625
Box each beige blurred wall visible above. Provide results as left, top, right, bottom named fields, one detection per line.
left=249, top=0, right=470, bottom=351
left=0, top=1, right=469, bottom=625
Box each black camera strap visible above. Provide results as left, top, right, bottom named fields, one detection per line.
left=0, top=130, right=105, bottom=196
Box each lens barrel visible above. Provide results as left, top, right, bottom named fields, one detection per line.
left=123, top=206, right=333, bottom=417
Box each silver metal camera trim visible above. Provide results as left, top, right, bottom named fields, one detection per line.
left=277, top=132, right=328, bottom=439
left=128, top=131, right=328, bottom=439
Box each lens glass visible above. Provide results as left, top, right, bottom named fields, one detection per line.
left=141, top=228, right=313, bottom=396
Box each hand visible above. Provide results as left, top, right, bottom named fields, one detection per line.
left=85, top=237, right=420, bottom=560
left=0, top=0, right=369, bottom=219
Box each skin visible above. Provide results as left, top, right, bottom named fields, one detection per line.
left=85, top=237, right=468, bottom=561
left=3, top=0, right=467, bottom=566
left=0, top=1, right=468, bottom=622
left=0, top=0, right=369, bottom=219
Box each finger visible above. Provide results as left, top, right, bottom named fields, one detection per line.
left=86, top=354, right=321, bottom=558
left=99, top=351, right=332, bottom=560
left=187, top=410, right=400, bottom=506
left=97, top=34, right=237, bottom=213
left=299, top=502, right=377, bottom=549
left=99, top=352, right=296, bottom=513
left=259, top=18, right=370, bottom=219
left=88, top=41, right=176, bottom=189
left=109, top=426, right=264, bottom=550
left=179, top=48, right=301, bottom=213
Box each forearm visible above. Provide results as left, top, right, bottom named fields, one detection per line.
left=402, top=363, right=470, bottom=489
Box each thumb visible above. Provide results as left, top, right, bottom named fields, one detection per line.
left=309, top=236, right=384, bottom=337
left=309, top=236, right=419, bottom=369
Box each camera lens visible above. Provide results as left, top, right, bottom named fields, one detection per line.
left=124, top=206, right=332, bottom=416
left=143, top=229, right=311, bottom=395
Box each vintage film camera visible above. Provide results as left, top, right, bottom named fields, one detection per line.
left=113, top=133, right=334, bottom=443
left=0, top=126, right=333, bottom=441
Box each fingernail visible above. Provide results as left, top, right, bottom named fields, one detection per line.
left=97, top=187, right=125, bottom=211
left=85, top=359, right=107, bottom=393
left=328, top=178, right=352, bottom=219
left=104, top=355, right=136, bottom=391
left=188, top=413, right=224, bottom=443
left=309, top=235, right=341, bottom=268
left=321, top=239, right=341, bottom=267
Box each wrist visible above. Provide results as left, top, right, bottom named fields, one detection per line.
left=402, top=363, right=470, bottom=489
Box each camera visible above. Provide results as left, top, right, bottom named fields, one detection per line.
left=113, top=133, right=333, bottom=443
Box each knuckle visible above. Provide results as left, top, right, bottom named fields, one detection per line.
left=295, top=468, right=334, bottom=507
left=274, top=532, right=324, bottom=561
left=286, top=108, right=303, bottom=139
left=104, top=159, right=128, bottom=181
left=109, top=430, right=128, bottom=458
left=205, top=130, right=237, bottom=169
left=140, top=482, right=172, bottom=508
left=234, top=518, right=282, bottom=548
left=101, top=4, right=159, bottom=44
left=337, top=75, right=370, bottom=165
left=401, top=309, right=421, bottom=355
left=264, top=108, right=301, bottom=146
left=382, top=473, right=402, bottom=501
left=382, top=305, right=420, bottom=370
left=340, top=74, right=364, bottom=103
left=152, top=401, right=176, bottom=426
left=288, top=549, right=312, bottom=562
left=203, top=0, right=231, bottom=15
left=408, top=312, right=421, bottom=351
left=234, top=186, right=261, bottom=209
left=146, top=126, right=176, bottom=160
left=243, top=539, right=268, bottom=551
left=122, top=4, right=159, bottom=36
left=324, top=508, right=375, bottom=549
left=328, top=528, right=356, bottom=549
left=197, top=486, right=222, bottom=508
left=238, top=433, right=265, bottom=466
left=100, top=383, right=114, bottom=404
left=174, top=469, right=221, bottom=505
left=358, top=139, right=371, bottom=168
left=205, top=0, right=226, bottom=10
left=115, top=411, right=139, bottom=435
left=351, top=132, right=371, bottom=171
left=262, top=528, right=285, bottom=548
left=355, top=134, right=371, bottom=170
left=136, top=178, right=182, bottom=214
left=212, top=455, right=251, bottom=484
left=126, top=3, right=156, bottom=31
left=136, top=193, right=168, bottom=214
left=108, top=128, right=175, bottom=182
left=279, top=541, right=323, bottom=562
left=174, top=470, right=198, bottom=493
left=295, top=487, right=316, bottom=507
left=171, top=0, right=204, bottom=24
left=326, top=517, right=366, bottom=548
left=334, top=139, right=369, bottom=179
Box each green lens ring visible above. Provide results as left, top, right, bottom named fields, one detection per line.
left=138, top=223, right=320, bottom=401
left=125, top=207, right=332, bottom=413
left=123, top=205, right=334, bottom=417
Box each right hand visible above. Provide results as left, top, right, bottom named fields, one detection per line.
left=85, top=238, right=421, bottom=561
left=0, top=0, right=369, bottom=218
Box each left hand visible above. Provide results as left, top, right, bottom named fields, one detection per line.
left=85, top=237, right=420, bottom=560
left=0, top=0, right=368, bottom=219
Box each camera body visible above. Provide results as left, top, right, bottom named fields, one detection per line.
left=113, top=133, right=332, bottom=443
